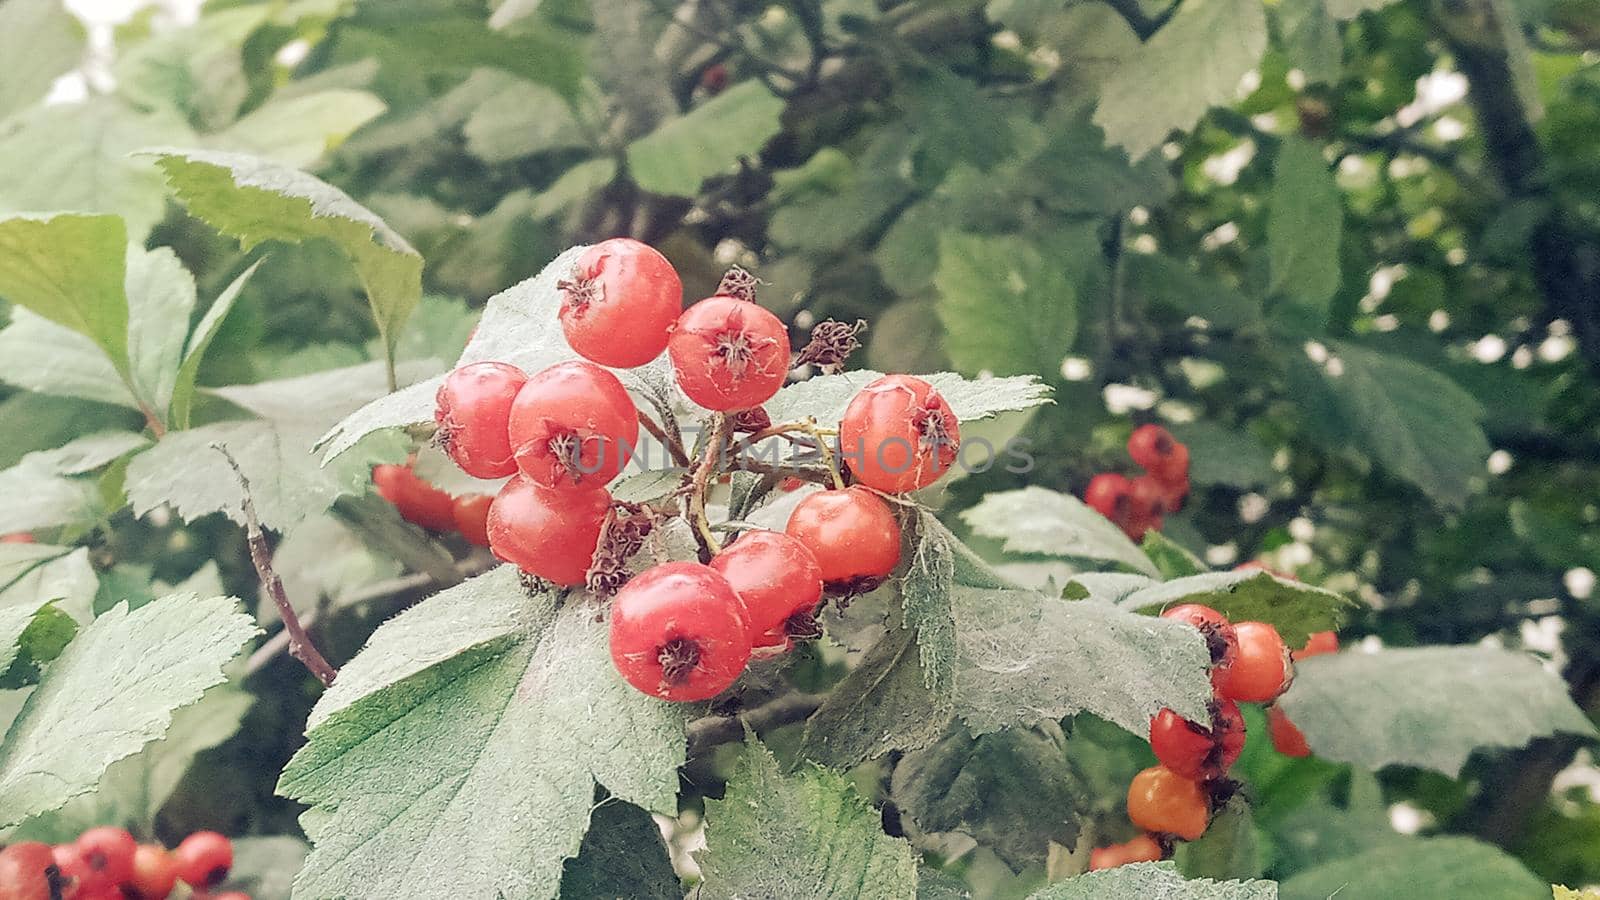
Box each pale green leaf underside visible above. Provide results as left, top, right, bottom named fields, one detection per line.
left=626, top=82, right=785, bottom=197
left=0, top=544, right=98, bottom=624
left=147, top=148, right=423, bottom=364
left=0, top=0, right=84, bottom=118
left=0, top=431, right=149, bottom=535
left=280, top=568, right=685, bottom=900
left=1278, top=837, right=1546, bottom=900
left=0, top=593, right=254, bottom=828
left=961, top=486, right=1159, bottom=576
left=695, top=738, right=919, bottom=900
left=1029, top=862, right=1277, bottom=899
left=1278, top=646, right=1597, bottom=776
left=0, top=309, right=137, bottom=407
left=1093, top=0, right=1268, bottom=158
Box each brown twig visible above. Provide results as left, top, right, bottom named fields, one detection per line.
left=213, top=444, right=338, bottom=687
left=686, top=414, right=731, bottom=556
left=686, top=691, right=826, bottom=757
left=638, top=409, right=691, bottom=467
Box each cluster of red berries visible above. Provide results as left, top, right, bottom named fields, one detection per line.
left=428, top=238, right=962, bottom=701
left=1084, top=424, right=1190, bottom=541
left=1093, top=604, right=1294, bottom=869
left=372, top=459, right=492, bottom=547
left=0, top=828, right=239, bottom=900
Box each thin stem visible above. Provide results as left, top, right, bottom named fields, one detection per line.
left=212, top=444, right=337, bottom=686
left=686, top=691, right=826, bottom=757
left=797, top=418, right=846, bottom=490
left=638, top=409, right=691, bottom=468
left=687, top=413, right=730, bottom=555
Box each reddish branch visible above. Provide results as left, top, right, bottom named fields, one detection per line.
left=213, top=444, right=338, bottom=687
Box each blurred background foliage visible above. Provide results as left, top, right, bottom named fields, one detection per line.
left=1, top=0, right=1598, bottom=893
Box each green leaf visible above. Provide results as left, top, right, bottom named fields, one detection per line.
left=0, top=392, right=140, bottom=469
left=10, top=680, right=249, bottom=840
left=0, top=101, right=193, bottom=239
left=346, top=13, right=584, bottom=100
left=316, top=245, right=589, bottom=463
left=904, top=511, right=961, bottom=694
left=0, top=309, right=137, bottom=407
left=1029, top=861, right=1278, bottom=899
left=899, top=67, right=1015, bottom=172
left=559, top=797, right=681, bottom=900
left=1142, top=531, right=1208, bottom=578
left=0, top=0, right=83, bottom=118
left=1279, top=837, right=1546, bottom=899
left=0, top=213, right=130, bottom=374
left=891, top=723, right=1081, bottom=870
left=1295, top=342, right=1489, bottom=508
left=766, top=370, right=1051, bottom=431
left=1093, top=0, right=1268, bottom=158
left=148, top=148, right=424, bottom=376
left=1119, top=571, right=1357, bottom=648
left=799, top=621, right=955, bottom=769
left=1124, top=253, right=1261, bottom=331
left=463, top=77, right=587, bottom=164
left=696, top=738, right=919, bottom=900
left=0, top=592, right=254, bottom=828
left=626, top=82, right=784, bottom=196
left=1267, top=138, right=1342, bottom=321
left=952, top=585, right=1213, bottom=735
left=1277, top=646, right=1598, bottom=776
left=1177, top=797, right=1263, bottom=880
left=610, top=468, right=688, bottom=504
left=1322, top=0, right=1404, bottom=17
left=1276, top=0, right=1342, bottom=85
left=1022, top=112, right=1176, bottom=215
left=1169, top=422, right=1276, bottom=488
left=0, top=602, right=75, bottom=689
left=279, top=567, right=686, bottom=900
left=228, top=836, right=310, bottom=900
left=0, top=543, right=98, bottom=624
left=934, top=233, right=1078, bottom=378
left=0, top=431, right=149, bottom=535
left=960, top=487, right=1159, bottom=576
left=210, top=90, right=387, bottom=168
left=170, top=261, right=261, bottom=429
left=124, top=245, right=197, bottom=417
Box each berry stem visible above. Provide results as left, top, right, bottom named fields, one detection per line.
left=687, top=414, right=731, bottom=556
left=212, top=444, right=339, bottom=687
left=685, top=690, right=826, bottom=758
left=798, top=418, right=847, bottom=490
left=637, top=409, right=691, bottom=468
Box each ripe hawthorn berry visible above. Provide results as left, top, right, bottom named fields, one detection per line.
left=0, top=841, right=59, bottom=900
left=1084, top=473, right=1131, bottom=520
left=1149, top=709, right=1216, bottom=780
left=435, top=362, right=528, bottom=479
left=50, top=845, right=88, bottom=891
left=372, top=462, right=456, bottom=532
left=785, top=486, right=901, bottom=593
left=508, top=361, right=638, bottom=492
left=1216, top=621, right=1292, bottom=703
left=609, top=562, right=751, bottom=701
left=839, top=375, right=961, bottom=494
left=173, top=831, right=232, bottom=890
left=1161, top=603, right=1240, bottom=677
left=1268, top=704, right=1311, bottom=757
left=1126, top=765, right=1210, bottom=841
left=559, top=238, right=683, bottom=368
left=1293, top=630, right=1339, bottom=661
left=1157, top=475, right=1189, bottom=514
left=75, top=826, right=136, bottom=887
left=487, top=478, right=610, bottom=587
left=128, top=844, right=179, bottom=900
left=1088, top=833, right=1163, bottom=870
left=1127, top=475, right=1167, bottom=527
left=452, top=493, right=493, bottom=547
left=1128, top=424, right=1189, bottom=482
left=667, top=295, right=791, bottom=411
left=1213, top=699, right=1247, bottom=771
left=0, top=532, right=34, bottom=543
left=710, top=530, right=823, bottom=651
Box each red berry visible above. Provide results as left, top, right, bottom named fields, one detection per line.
left=559, top=238, right=683, bottom=368
left=1268, top=704, right=1311, bottom=757
left=0, top=841, right=59, bottom=900
left=210, top=893, right=252, bottom=900
left=50, top=844, right=88, bottom=891
left=1127, top=474, right=1167, bottom=523
left=1216, top=621, right=1292, bottom=703
left=1157, top=475, right=1189, bottom=514
left=486, top=478, right=610, bottom=587
left=508, top=361, right=638, bottom=492
left=1084, top=473, right=1131, bottom=520
left=667, top=295, right=791, bottom=411
left=173, top=832, right=232, bottom=890
left=452, top=493, right=493, bottom=547
left=1149, top=709, right=1215, bottom=780
left=1213, top=699, right=1246, bottom=771
left=710, top=530, right=823, bottom=651
left=784, top=487, right=901, bottom=592
left=1088, top=833, right=1163, bottom=870
left=435, top=362, right=528, bottom=479
left=1293, top=630, right=1339, bottom=661
left=1127, top=765, right=1209, bottom=841
left=700, top=62, right=730, bottom=95
left=75, top=826, right=136, bottom=887
left=0, top=532, right=34, bottom=543
left=609, top=562, right=751, bottom=701
left=839, top=375, right=960, bottom=494
left=1128, top=424, right=1188, bottom=481
left=1160, top=603, right=1240, bottom=676
left=128, top=844, right=179, bottom=900
left=372, top=462, right=457, bottom=532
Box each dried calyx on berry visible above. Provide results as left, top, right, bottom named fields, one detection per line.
left=585, top=504, right=656, bottom=596
left=793, top=318, right=867, bottom=372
